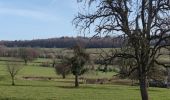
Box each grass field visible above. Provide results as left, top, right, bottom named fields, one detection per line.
left=0, top=61, right=170, bottom=100
left=0, top=47, right=169, bottom=100
left=1, top=82, right=170, bottom=100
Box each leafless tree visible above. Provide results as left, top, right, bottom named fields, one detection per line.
left=19, top=48, right=39, bottom=65
left=74, top=0, right=170, bottom=100
left=54, top=55, right=71, bottom=79
left=6, top=62, right=23, bottom=86
left=55, top=63, right=71, bottom=79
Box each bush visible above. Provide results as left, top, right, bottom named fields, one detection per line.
left=41, top=61, right=51, bottom=67
left=54, top=64, right=71, bottom=79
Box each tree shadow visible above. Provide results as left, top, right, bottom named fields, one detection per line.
left=148, top=89, right=162, bottom=92
left=133, top=88, right=162, bottom=92
left=56, top=86, right=77, bottom=89
left=0, top=83, right=58, bottom=88
left=56, top=85, right=118, bottom=90
left=54, top=80, right=74, bottom=84
left=0, top=82, right=139, bottom=91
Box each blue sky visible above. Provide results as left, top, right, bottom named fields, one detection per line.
left=0, top=0, right=79, bottom=40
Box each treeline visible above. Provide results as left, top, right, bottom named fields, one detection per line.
left=0, top=36, right=124, bottom=48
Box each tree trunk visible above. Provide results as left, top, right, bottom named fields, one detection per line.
left=139, top=76, right=149, bottom=100
left=62, top=73, right=66, bottom=79
left=52, top=60, right=56, bottom=67
left=24, top=60, right=27, bottom=65
left=75, top=74, right=79, bottom=87
left=167, top=68, right=170, bottom=88
left=12, top=77, right=15, bottom=86
left=131, top=79, right=134, bottom=86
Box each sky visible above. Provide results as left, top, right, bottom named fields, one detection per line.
left=0, top=0, right=79, bottom=40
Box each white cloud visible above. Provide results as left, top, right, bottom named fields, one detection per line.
left=0, top=7, right=59, bottom=21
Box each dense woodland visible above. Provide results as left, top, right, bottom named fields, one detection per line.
left=0, top=35, right=167, bottom=48
left=0, top=36, right=124, bottom=48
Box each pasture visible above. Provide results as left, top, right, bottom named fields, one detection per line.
left=0, top=64, right=170, bottom=100
left=0, top=48, right=169, bottom=100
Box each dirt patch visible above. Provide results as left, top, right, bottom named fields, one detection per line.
left=84, top=78, right=109, bottom=84
left=22, top=76, right=56, bottom=80
left=81, top=77, right=135, bottom=85
left=22, top=76, right=136, bottom=85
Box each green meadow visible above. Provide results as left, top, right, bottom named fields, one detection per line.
left=0, top=56, right=170, bottom=100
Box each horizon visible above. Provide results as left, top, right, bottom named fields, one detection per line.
left=0, top=35, right=115, bottom=41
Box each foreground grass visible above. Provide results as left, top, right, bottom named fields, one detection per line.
left=0, top=79, right=170, bottom=100
left=0, top=60, right=170, bottom=100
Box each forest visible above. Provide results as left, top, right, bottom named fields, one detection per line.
left=0, top=36, right=124, bottom=48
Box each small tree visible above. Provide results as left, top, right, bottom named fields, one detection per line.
left=70, top=45, right=90, bottom=87
left=6, top=62, right=23, bottom=86
left=19, top=48, right=39, bottom=65
left=54, top=50, right=71, bottom=78
left=55, top=63, right=71, bottom=79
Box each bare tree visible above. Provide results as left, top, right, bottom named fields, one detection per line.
left=54, top=55, right=71, bottom=79
left=6, top=62, right=23, bottom=86
left=74, top=0, right=170, bottom=100
left=55, top=63, right=71, bottom=79
left=19, top=48, right=39, bottom=65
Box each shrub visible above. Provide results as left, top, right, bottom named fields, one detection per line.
left=41, top=61, right=51, bottom=67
